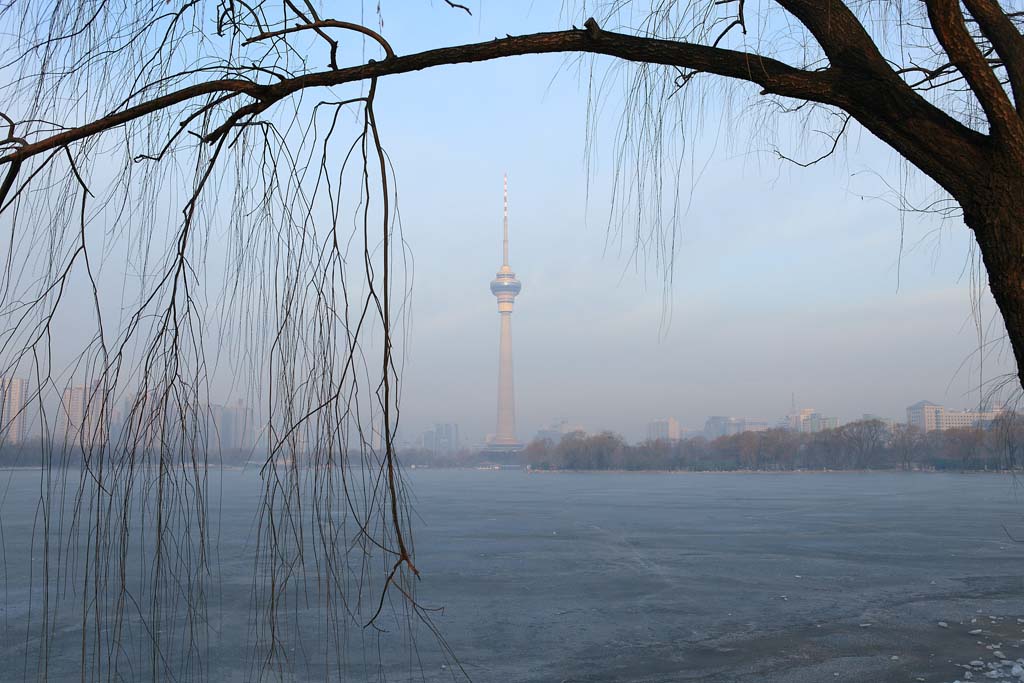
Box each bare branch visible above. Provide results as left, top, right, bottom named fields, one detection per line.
left=443, top=0, right=472, bottom=15
left=926, top=0, right=1024, bottom=139
left=775, top=114, right=851, bottom=167
left=244, top=19, right=396, bottom=60
left=961, top=0, right=1024, bottom=113
left=0, top=21, right=839, bottom=172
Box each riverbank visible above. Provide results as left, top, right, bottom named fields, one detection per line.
left=525, top=466, right=1022, bottom=475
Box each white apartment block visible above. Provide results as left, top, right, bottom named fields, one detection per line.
left=906, top=401, right=943, bottom=431
left=906, top=400, right=1003, bottom=432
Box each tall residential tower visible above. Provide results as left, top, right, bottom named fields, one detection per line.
left=488, top=174, right=523, bottom=451
left=0, top=377, right=29, bottom=444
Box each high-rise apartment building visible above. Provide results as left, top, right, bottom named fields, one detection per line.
left=420, top=423, right=460, bottom=455
left=59, top=384, right=86, bottom=444
left=0, top=376, right=30, bottom=444
left=211, top=399, right=254, bottom=451
left=59, top=382, right=107, bottom=448
left=434, top=423, right=459, bottom=453
left=646, top=418, right=681, bottom=442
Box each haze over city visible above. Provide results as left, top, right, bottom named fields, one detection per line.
left=373, top=6, right=1016, bottom=445
left=0, top=4, right=1011, bottom=448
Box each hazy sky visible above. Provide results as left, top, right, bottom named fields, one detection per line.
left=366, top=3, right=1015, bottom=444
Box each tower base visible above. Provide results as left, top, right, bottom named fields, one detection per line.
left=481, top=441, right=524, bottom=453
left=479, top=442, right=525, bottom=465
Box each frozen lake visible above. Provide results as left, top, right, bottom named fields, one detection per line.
left=4, top=469, right=1024, bottom=681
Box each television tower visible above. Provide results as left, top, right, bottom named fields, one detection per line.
left=489, top=174, right=523, bottom=450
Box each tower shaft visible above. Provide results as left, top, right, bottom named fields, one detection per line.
left=495, top=311, right=516, bottom=444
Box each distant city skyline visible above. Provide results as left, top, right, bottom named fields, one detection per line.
left=401, top=388, right=1014, bottom=447
left=0, top=377, right=258, bottom=452
left=399, top=395, right=1014, bottom=451
left=2, top=372, right=1010, bottom=450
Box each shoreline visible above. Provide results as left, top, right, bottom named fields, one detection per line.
left=523, top=467, right=1022, bottom=475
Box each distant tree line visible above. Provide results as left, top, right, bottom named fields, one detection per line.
left=5, top=415, right=1024, bottom=472
left=524, top=416, right=1024, bottom=472
left=395, top=448, right=484, bottom=469
left=0, top=440, right=258, bottom=468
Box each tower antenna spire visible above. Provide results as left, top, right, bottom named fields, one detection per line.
left=503, top=173, right=509, bottom=266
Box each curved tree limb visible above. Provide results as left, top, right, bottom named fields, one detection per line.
left=961, top=0, right=1024, bottom=114
left=243, top=19, right=396, bottom=60
left=774, top=0, right=895, bottom=75
left=927, top=0, right=1024, bottom=141
left=0, top=22, right=835, bottom=170
left=0, top=14, right=994, bottom=204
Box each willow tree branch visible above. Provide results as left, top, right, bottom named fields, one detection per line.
left=0, top=17, right=990, bottom=198
left=244, top=19, right=396, bottom=60
left=927, top=0, right=1023, bottom=140
left=443, top=0, right=472, bottom=15
left=0, top=79, right=261, bottom=164
left=774, top=0, right=895, bottom=75
left=961, top=0, right=1024, bottom=113
left=0, top=22, right=835, bottom=168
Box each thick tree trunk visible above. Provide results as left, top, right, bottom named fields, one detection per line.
left=962, top=151, right=1024, bottom=390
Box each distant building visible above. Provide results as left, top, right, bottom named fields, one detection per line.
left=646, top=418, right=681, bottom=442
left=942, top=407, right=1004, bottom=430
left=809, top=414, right=839, bottom=432
left=0, top=377, right=30, bottom=444
left=704, top=416, right=770, bottom=439
left=862, top=413, right=896, bottom=431
left=906, top=401, right=942, bottom=432
left=786, top=408, right=815, bottom=432
left=124, top=389, right=166, bottom=450
left=371, top=420, right=384, bottom=451
left=786, top=408, right=838, bottom=434
left=434, top=423, right=459, bottom=453
left=676, top=426, right=701, bottom=439
left=534, top=419, right=584, bottom=444
left=906, top=401, right=1003, bottom=432
left=705, top=416, right=737, bottom=439
left=58, top=382, right=107, bottom=448
left=211, top=400, right=254, bottom=451
left=421, top=423, right=460, bottom=455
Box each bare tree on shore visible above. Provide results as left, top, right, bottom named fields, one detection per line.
left=891, top=423, right=925, bottom=471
